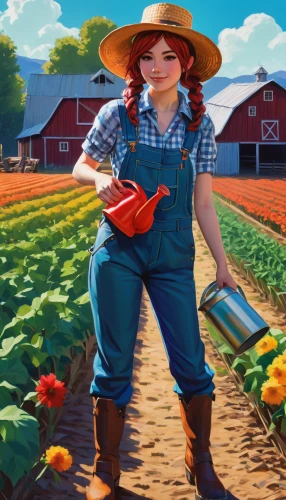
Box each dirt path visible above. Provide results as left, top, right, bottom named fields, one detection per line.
left=32, top=220, right=286, bottom=500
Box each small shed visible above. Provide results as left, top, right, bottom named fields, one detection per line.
left=16, top=69, right=126, bottom=168
left=205, top=67, right=286, bottom=175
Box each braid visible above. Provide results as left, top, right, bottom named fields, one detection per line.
left=180, top=69, right=206, bottom=131
left=122, top=69, right=144, bottom=127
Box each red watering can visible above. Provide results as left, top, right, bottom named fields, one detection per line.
left=102, top=180, right=170, bottom=237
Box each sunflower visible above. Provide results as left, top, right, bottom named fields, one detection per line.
left=267, top=362, right=286, bottom=385
left=255, top=335, right=278, bottom=356
left=272, top=354, right=286, bottom=366
left=261, top=377, right=286, bottom=406
left=44, top=446, right=73, bottom=472
left=35, top=373, right=67, bottom=408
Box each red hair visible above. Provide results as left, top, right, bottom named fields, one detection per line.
left=122, top=31, right=206, bottom=132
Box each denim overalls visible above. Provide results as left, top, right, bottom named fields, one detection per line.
left=87, top=99, right=215, bottom=409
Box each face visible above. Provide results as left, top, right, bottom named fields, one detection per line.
left=138, top=35, right=194, bottom=92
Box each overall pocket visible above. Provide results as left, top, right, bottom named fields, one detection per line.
left=134, top=160, right=179, bottom=210
left=88, top=226, right=117, bottom=256
left=157, top=167, right=179, bottom=210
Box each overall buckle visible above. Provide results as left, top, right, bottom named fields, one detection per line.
left=180, top=147, right=190, bottom=161
left=128, top=141, right=137, bottom=152
left=127, top=125, right=139, bottom=153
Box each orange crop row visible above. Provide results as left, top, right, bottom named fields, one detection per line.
left=212, top=178, right=286, bottom=234
left=0, top=173, right=73, bottom=191
left=0, top=174, right=80, bottom=207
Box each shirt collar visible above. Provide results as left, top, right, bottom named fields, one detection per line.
left=138, top=88, right=193, bottom=121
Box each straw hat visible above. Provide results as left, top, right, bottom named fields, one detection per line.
left=99, top=3, right=222, bottom=82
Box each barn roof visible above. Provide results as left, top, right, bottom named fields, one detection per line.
left=16, top=69, right=126, bottom=139
left=205, top=79, right=284, bottom=136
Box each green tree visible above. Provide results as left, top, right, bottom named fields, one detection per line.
left=0, top=33, right=26, bottom=157
left=43, top=16, right=117, bottom=75
left=78, top=17, right=117, bottom=73
left=42, top=36, right=83, bottom=74
left=0, top=34, right=26, bottom=114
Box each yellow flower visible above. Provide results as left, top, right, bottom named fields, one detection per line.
left=255, top=335, right=278, bottom=356
left=267, top=362, right=286, bottom=385
left=272, top=354, right=286, bottom=366
left=261, top=377, right=286, bottom=406
left=44, top=446, right=73, bottom=472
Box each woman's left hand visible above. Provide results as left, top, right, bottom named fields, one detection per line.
left=216, top=264, right=238, bottom=291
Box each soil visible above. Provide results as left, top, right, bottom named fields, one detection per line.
left=31, top=219, right=286, bottom=500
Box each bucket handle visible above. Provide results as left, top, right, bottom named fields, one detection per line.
left=215, top=284, right=247, bottom=301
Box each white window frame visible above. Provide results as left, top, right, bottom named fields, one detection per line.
left=264, top=90, right=273, bottom=101
left=59, top=142, right=69, bottom=152
left=261, top=120, right=279, bottom=141
left=248, top=106, right=256, bottom=116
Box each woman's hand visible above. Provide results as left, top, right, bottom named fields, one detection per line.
left=216, top=263, right=238, bottom=291
left=95, top=174, right=125, bottom=204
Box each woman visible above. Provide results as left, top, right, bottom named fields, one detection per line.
left=72, top=4, right=237, bottom=500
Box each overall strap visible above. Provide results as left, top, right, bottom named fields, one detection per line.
left=180, top=114, right=199, bottom=160
left=117, top=99, right=139, bottom=151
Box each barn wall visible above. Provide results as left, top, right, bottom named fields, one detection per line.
left=45, top=138, right=84, bottom=167
left=217, top=82, right=286, bottom=143
left=32, top=137, right=44, bottom=166
left=25, top=97, right=115, bottom=168
left=216, top=143, right=239, bottom=175
left=43, top=98, right=111, bottom=137
left=78, top=98, right=109, bottom=124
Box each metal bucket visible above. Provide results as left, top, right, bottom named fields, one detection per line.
left=198, top=281, right=269, bottom=356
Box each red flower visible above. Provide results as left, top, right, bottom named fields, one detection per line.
left=35, top=373, right=67, bottom=408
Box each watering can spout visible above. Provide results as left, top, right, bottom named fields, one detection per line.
left=134, top=184, right=170, bottom=230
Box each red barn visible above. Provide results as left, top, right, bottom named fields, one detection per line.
left=205, top=67, right=286, bottom=175
left=16, top=69, right=126, bottom=168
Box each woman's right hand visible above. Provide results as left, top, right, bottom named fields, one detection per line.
left=95, top=173, right=126, bottom=204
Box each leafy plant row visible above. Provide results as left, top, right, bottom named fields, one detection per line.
left=0, top=190, right=97, bottom=244
left=0, top=197, right=102, bottom=259
left=0, top=196, right=104, bottom=491
left=214, top=198, right=286, bottom=313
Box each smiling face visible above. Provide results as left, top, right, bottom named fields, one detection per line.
left=138, top=35, right=194, bottom=92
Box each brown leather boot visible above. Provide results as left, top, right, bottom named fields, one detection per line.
left=179, top=394, right=228, bottom=500
left=86, top=397, right=126, bottom=500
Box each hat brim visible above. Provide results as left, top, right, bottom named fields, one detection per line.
left=99, top=23, right=222, bottom=82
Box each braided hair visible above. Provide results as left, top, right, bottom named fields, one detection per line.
left=122, top=30, right=205, bottom=132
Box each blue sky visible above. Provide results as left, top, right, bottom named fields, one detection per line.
left=50, top=0, right=286, bottom=45
left=0, top=0, right=286, bottom=77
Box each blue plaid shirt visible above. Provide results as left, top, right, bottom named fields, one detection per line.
left=82, top=89, right=217, bottom=184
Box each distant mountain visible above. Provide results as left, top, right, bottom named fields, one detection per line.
left=270, top=70, right=286, bottom=79
left=17, top=55, right=46, bottom=90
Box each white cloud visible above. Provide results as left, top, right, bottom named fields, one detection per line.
left=217, top=13, right=286, bottom=77
left=0, top=0, right=79, bottom=60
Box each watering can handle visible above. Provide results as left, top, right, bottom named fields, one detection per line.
left=120, top=180, right=142, bottom=195
left=215, top=284, right=246, bottom=300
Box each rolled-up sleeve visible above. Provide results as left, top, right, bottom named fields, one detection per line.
left=196, top=114, right=217, bottom=176
left=81, top=100, right=119, bottom=162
